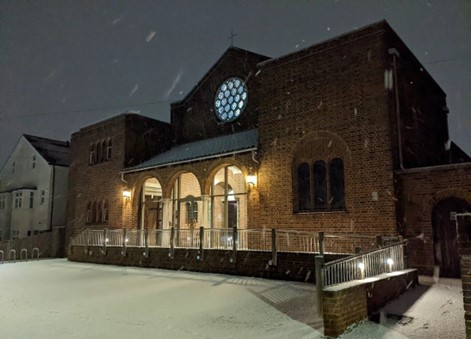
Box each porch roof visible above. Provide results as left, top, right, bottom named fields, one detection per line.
left=123, top=129, right=258, bottom=173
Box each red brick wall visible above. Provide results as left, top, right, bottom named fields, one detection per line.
left=461, top=255, right=471, bottom=337
left=254, top=22, right=398, bottom=235
left=396, top=164, right=471, bottom=273
left=66, top=114, right=171, bottom=244
left=171, top=48, right=268, bottom=144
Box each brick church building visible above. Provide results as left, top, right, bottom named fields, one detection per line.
left=67, top=21, right=471, bottom=278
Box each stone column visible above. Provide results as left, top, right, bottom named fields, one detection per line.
left=201, top=195, right=210, bottom=229
left=162, top=198, right=171, bottom=229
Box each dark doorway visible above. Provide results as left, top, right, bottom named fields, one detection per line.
left=228, top=200, right=238, bottom=228
left=432, top=197, right=471, bottom=277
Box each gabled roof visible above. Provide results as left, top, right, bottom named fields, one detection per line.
left=24, top=134, right=70, bottom=166
left=124, top=129, right=258, bottom=173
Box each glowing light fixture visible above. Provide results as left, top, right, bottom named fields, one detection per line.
left=387, top=258, right=394, bottom=272
left=358, top=262, right=365, bottom=279
left=123, top=190, right=131, bottom=199
left=247, top=172, right=257, bottom=188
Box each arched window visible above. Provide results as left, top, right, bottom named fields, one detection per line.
left=297, top=163, right=310, bottom=211
left=96, top=142, right=102, bottom=164
left=294, top=158, right=346, bottom=212
left=330, top=158, right=345, bottom=209
left=106, top=138, right=112, bottom=160
left=86, top=202, right=92, bottom=222
left=313, top=161, right=327, bottom=209
left=89, top=144, right=96, bottom=165
left=101, top=140, right=106, bottom=162
left=185, top=201, right=198, bottom=225
left=92, top=202, right=97, bottom=222
left=103, top=200, right=109, bottom=222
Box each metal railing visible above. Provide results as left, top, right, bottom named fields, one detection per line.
left=322, top=240, right=407, bottom=287
left=70, top=227, right=393, bottom=256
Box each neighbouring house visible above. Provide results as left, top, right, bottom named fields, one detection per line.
left=67, top=20, right=471, bottom=278
left=0, top=134, right=70, bottom=241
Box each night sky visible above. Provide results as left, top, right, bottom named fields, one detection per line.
left=1, top=0, right=470, bottom=166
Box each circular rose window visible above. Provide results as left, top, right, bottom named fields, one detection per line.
left=214, top=77, right=248, bottom=122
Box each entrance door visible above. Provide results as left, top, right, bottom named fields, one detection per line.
left=228, top=200, right=238, bottom=228
left=432, top=197, right=471, bottom=277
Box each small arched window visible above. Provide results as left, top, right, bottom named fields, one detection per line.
left=103, top=200, right=109, bottom=222
left=313, top=161, right=327, bottom=209
left=97, top=142, right=103, bottom=163
left=101, top=140, right=106, bottom=162
left=297, top=163, right=310, bottom=211
left=86, top=202, right=92, bottom=222
left=89, top=144, right=96, bottom=165
left=106, top=138, right=112, bottom=160
left=92, top=201, right=97, bottom=223
left=330, top=158, right=345, bottom=209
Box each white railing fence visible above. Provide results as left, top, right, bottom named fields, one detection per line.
left=322, top=240, right=407, bottom=287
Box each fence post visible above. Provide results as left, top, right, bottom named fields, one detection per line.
left=198, top=227, right=204, bottom=261
left=376, top=235, right=383, bottom=248
left=319, top=232, right=324, bottom=255
left=169, top=227, right=175, bottom=259
left=102, top=228, right=107, bottom=255
left=85, top=228, right=90, bottom=255
left=143, top=229, right=149, bottom=257
left=122, top=229, right=127, bottom=257
left=271, top=228, right=277, bottom=266
left=231, top=226, right=237, bottom=263
left=315, top=255, right=325, bottom=315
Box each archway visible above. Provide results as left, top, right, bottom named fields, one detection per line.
left=140, top=178, right=163, bottom=231
left=432, top=197, right=471, bottom=277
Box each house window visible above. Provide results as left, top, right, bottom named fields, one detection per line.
left=106, top=138, right=112, bottom=160
left=32, top=155, right=36, bottom=169
left=185, top=200, right=198, bottom=224
left=11, top=230, right=20, bottom=240
left=295, top=158, right=346, bottom=212
left=40, top=190, right=45, bottom=204
left=12, top=162, right=15, bottom=174
left=29, top=191, right=34, bottom=208
left=92, top=202, right=97, bottom=223
left=14, top=192, right=22, bottom=208
left=96, top=141, right=102, bottom=164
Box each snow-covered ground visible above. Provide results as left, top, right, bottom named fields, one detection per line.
left=0, top=259, right=466, bottom=338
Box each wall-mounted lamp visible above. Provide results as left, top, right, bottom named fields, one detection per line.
left=123, top=190, right=131, bottom=199
left=247, top=171, right=257, bottom=188
left=387, top=258, right=394, bottom=272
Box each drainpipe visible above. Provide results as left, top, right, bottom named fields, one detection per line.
left=49, top=165, right=56, bottom=230
left=389, top=48, right=405, bottom=170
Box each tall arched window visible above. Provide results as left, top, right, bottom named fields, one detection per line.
left=295, top=158, right=346, bottom=212
left=107, top=138, right=112, bottom=160
left=96, top=142, right=102, bottom=164
left=297, top=163, right=310, bottom=211
left=313, top=161, right=327, bottom=209
left=330, top=158, right=345, bottom=209
left=92, top=202, right=97, bottom=222
left=101, top=140, right=106, bottom=162
left=86, top=202, right=92, bottom=222
left=89, top=144, right=96, bottom=164
left=103, top=200, right=109, bottom=222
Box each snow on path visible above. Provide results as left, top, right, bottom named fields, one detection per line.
left=0, top=259, right=322, bottom=339
left=0, top=260, right=465, bottom=338
left=340, top=276, right=466, bottom=339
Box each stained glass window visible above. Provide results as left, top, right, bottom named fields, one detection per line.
left=214, top=78, right=248, bottom=122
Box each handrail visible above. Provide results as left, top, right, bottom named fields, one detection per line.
left=324, top=240, right=408, bottom=267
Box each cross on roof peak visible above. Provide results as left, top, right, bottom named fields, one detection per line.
left=227, top=29, right=237, bottom=47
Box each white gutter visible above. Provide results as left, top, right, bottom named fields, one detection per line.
left=120, top=147, right=257, bottom=174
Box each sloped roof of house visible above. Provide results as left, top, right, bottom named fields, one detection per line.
left=24, top=134, right=70, bottom=166
left=124, top=129, right=258, bottom=173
